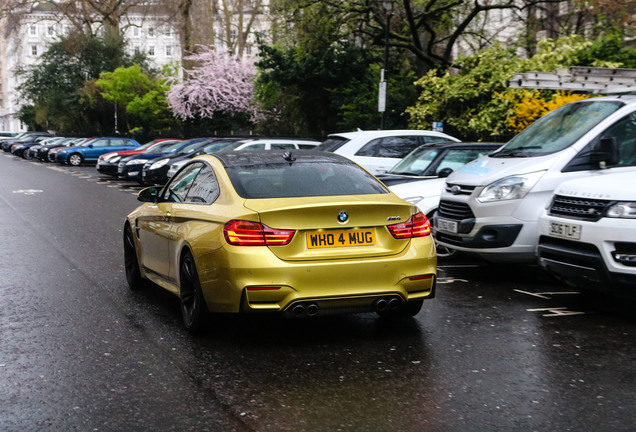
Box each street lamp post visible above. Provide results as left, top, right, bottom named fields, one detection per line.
left=379, top=0, right=395, bottom=130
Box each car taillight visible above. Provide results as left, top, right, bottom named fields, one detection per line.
left=387, top=212, right=431, bottom=239
left=223, top=220, right=295, bottom=246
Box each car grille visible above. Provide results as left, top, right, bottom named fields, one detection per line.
left=444, top=183, right=476, bottom=196
left=438, top=200, right=475, bottom=220
left=548, top=195, right=613, bottom=222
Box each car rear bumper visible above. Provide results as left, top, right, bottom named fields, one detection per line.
left=195, top=239, right=437, bottom=313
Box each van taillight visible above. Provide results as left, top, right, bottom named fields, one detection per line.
left=223, top=220, right=295, bottom=246
left=387, top=212, right=431, bottom=239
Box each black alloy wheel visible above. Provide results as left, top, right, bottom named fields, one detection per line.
left=179, top=251, right=208, bottom=334
left=124, top=224, right=144, bottom=290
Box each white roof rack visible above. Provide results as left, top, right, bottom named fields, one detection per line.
left=508, top=67, right=636, bottom=94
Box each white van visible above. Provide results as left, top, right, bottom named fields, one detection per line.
left=537, top=171, right=636, bottom=297
left=434, top=95, right=636, bottom=263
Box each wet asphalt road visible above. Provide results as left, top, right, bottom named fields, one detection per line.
left=0, top=153, right=635, bottom=432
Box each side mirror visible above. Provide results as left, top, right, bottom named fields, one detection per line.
left=437, top=167, right=454, bottom=178
left=592, top=136, right=619, bottom=168
left=87, top=144, right=93, bottom=148
left=138, top=186, right=160, bottom=203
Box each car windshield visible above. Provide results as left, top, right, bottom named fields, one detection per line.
left=315, top=136, right=350, bottom=152
left=177, top=139, right=215, bottom=155
left=226, top=162, right=389, bottom=198
left=144, top=141, right=183, bottom=154
left=492, top=100, right=624, bottom=157
left=389, top=147, right=439, bottom=175
left=200, top=140, right=236, bottom=154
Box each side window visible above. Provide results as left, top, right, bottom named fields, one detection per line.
left=564, top=112, right=636, bottom=171
left=162, top=163, right=203, bottom=203
left=185, top=165, right=220, bottom=204
left=421, top=136, right=452, bottom=144
left=605, top=112, right=636, bottom=167
left=354, top=136, right=421, bottom=158
left=271, top=143, right=295, bottom=149
left=435, top=149, right=490, bottom=174
left=110, top=139, right=126, bottom=147
left=92, top=139, right=108, bottom=148
left=243, top=143, right=266, bottom=150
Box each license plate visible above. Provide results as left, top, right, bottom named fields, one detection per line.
left=307, top=229, right=376, bottom=249
left=437, top=218, right=458, bottom=234
left=548, top=221, right=581, bottom=240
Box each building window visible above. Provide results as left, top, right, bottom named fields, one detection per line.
left=148, top=45, right=155, bottom=56
left=29, top=25, right=37, bottom=36
left=164, top=27, right=173, bottom=38
left=31, top=45, right=38, bottom=56
left=165, top=45, right=172, bottom=56
left=148, top=27, right=155, bottom=37
left=134, top=45, right=141, bottom=55
left=47, top=25, right=55, bottom=36
left=133, top=27, right=139, bottom=37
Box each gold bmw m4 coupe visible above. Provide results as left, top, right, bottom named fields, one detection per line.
left=124, top=150, right=437, bottom=333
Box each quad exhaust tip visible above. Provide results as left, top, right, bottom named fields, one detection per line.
left=290, top=302, right=319, bottom=317
left=374, top=296, right=402, bottom=312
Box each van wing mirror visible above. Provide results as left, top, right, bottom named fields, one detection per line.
left=592, top=136, right=619, bottom=168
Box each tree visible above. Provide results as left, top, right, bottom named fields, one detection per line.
left=406, top=34, right=636, bottom=140
left=92, top=64, right=176, bottom=135
left=17, top=32, right=147, bottom=134
left=167, top=46, right=257, bottom=133
left=254, top=40, right=417, bottom=136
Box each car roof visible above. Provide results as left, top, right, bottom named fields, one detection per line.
left=209, top=150, right=353, bottom=168
left=327, top=129, right=459, bottom=140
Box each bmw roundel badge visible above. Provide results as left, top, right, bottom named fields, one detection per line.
left=338, top=211, right=349, bottom=223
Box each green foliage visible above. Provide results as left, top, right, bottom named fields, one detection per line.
left=407, top=43, right=521, bottom=138
left=255, top=41, right=417, bottom=136
left=91, top=65, right=177, bottom=135
left=407, top=34, right=636, bottom=139
left=16, top=32, right=153, bottom=134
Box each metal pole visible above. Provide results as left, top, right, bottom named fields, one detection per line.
left=380, top=10, right=393, bottom=130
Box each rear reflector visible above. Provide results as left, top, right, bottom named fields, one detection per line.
left=409, top=275, right=434, bottom=281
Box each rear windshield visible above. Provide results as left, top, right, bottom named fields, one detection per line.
left=226, top=162, right=389, bottom=198
left=315, top=137, right=350, bottom=152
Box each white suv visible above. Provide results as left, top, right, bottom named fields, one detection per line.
left=537, top=171, right=636, bottom=298
left=316, top=130, right=460, bottom=175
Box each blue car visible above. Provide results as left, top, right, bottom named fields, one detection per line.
left=56, top=137, right=140, bottom=166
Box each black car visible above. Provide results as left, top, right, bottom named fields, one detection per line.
left=140, top=138, right=238, bottom=185
left=26, top=137, right=71, bottom=160
left=2, top=132, right=53, bottom=152
left=10, top=136, right=53, bottom=158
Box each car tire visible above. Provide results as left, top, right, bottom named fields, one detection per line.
left=123, top=224, right=145, bottom=290
left=68, top=153, right=83, bottom=166
left=179, top=250, right=208, bottom=334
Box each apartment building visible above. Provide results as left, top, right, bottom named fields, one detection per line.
left=0, top=5, right=181, bottom=132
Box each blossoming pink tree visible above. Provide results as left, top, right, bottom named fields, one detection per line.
left=167, top=46, right=259, bottom=122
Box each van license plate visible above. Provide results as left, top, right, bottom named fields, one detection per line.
left=307, top=229, right=376, bottom=249
left=437, top=218, right=458, bottom=234
left=548, top=222, right=581, bottom=240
